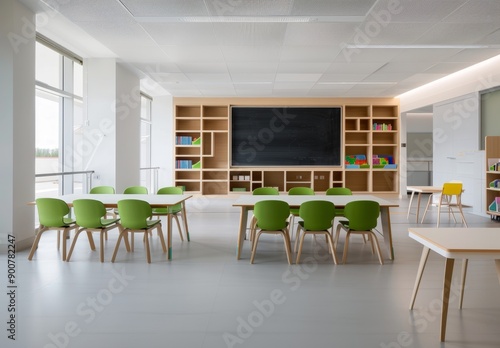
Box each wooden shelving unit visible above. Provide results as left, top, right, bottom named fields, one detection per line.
left=485, top=136, right=500, bottom=218
left=173, top=98, right=399, bottom=195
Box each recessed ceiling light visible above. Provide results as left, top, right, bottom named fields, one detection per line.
left=134, top=16, right=364, bottom=23
left=318, top=82, right=396, bottom=85
left=346, top=44, right=494, bottom=49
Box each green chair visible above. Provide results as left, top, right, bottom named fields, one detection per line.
left=287, top=187, right=315, bottom=239
left=326, top=187, right=352, bottom=217
left=112, top=199, right=166, bottom=263
left=152, top=186, right=188, bottom=241
left=66, top=199, right=120, bottom=262
left=250, top=200, right=292, bottom=265
left=89, top=186, right=115, bottom=194
left=295, top=201, right=338, bottom=264
left=28, top=198, right=79, bottom=261
left=334, top=200, right=384, bottom=265
left=249, top=187, right=280, bottom=241
left=123, top=186, right=148, bottom=194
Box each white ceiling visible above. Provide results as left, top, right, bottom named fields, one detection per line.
left=20, top=0, right=500, bottom=97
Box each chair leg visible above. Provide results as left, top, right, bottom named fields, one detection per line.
left=144, top=231, right=151, bottom=263
left=173, top=214, right=183, bottom=241
left=111, top=229, right=128, bottom=262
left=57, top=230, right=61, bottom=250
left=296, top=231, right=307, bottom=264
left=66, top=228, right=85, bottom=261
left=282, top=231, right=293, bottom=265
left=325, top=232, right=338, bottom=265
left=157, top=224, right=167, bottom=253
left=342, top=232, right=351, bottom=264
left=86, top=231, right=96, bottom=251
left=420, top=193, right=434, bottom=223
left=294, top=225, right=303, bottom=253
left=250, top=231, right=262, bottom=264
left=368, top=231, right=384, bottom=265
left=99, top=231, right=105, bottom=262
left=27, top=227, right=47, bottom=261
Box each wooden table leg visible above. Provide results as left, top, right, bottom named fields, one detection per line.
left=237, top=207, right=248, bottom=260
left=181, top=201, right=190, bottom=241
left=407, top=190, right=415, bottom=219
left=495, top=259, right=500, bottom=284
left=380, top=206, right=394, bottom=260
left=440, top=258, right=455, bottom=342
left=167, top=213, right=173, bottom=260
left=459, top=259, right=468, bottom=309
left=415, top=192, right=422, bottom=223
left=409, top=246, right=430, bottom=309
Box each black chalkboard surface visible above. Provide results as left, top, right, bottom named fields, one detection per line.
left=231, top=107, right=342, bottom=166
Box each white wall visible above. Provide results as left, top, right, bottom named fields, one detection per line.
left=115, top=63, right=141, bottom=192
left=151, top=95, right=174, bottom=189
left=83, top=58, right=117, bottom=188
left=0, top=1, right=36, bottom=251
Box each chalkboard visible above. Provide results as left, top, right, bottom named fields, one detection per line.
left=231, top=107, right=342, bottom=166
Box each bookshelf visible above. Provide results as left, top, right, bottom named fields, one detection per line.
left=173, top=98, right=399, bottom=195
left=485, top=136, right=500, bottom=218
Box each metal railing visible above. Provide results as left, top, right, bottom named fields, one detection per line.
left=140, top=167, right=160, bottom=193
left=35, top=170, right=95, bottom=197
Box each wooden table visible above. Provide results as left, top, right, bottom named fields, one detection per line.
left=55, top=194, right=192, bottom=260
left=408, top=227, right=500, bottom=341
left=233, top=194, right=399, bottom=261
left=406, top=186, right=443, bottom=223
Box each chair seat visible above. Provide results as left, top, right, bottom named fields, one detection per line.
left=146, top=219, right=161, bottom=228
left=101, top=218, right=120, bottom=227
left=152, top=207, right=181, bottom=214
left=62, top=217, right=76, bottom=226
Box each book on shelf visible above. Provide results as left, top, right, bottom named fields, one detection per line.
left=176, top=136, right=194, bottom=145
left=176, top=160, right=192, bottom=169
left=372, top=123, right=393, bottom=131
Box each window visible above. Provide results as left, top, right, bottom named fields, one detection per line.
left=35, top=37, right=84, bottom=198
left=140, top=94, right=153, bottom=191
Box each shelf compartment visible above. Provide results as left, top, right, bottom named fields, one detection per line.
left=286, top=171, right=311, bottom=182
left=345, top=119, right=357, bottom=131
left=345, top=171, right=369, bottom=192
left=372, top=145, right=397, bottom=163
left=372, top=105, right=398, bottom=118
left=203, top=119, right=228, bottom=131
left=230, top=170, right=251, bottom=181
left=175, top=181, right=200, bottom=193
left=203, top=106, right=228, bottom=118
left=345, top=105, right=370, bottom=118
left=202, top=181, right=228, bottom=195
left=176, top=146, right=201, bottom=156
left=176, top=119, right=200, bottom=131
left=263, top=171, right=285, bottom=192
left=372, top=131, right=397, bottom=145
left=372, top=118, right=397, bottom=131
left=175, top=171, right=200, bottom=180
left=313, top=171, right=330, bottom=192
left=202, top=133, right=228, bottom=169
left=372, top=171, right=398, bottom=192
left=176, top=105, right=201, bottom=118
left=203, top=170, right=228, bottom=180
left=252, top=171, right=262, bottom=182
left=332, top=171, right=343, bottom=182
left=230, top=181, right=251, bottom=192
left=345, top=131, right=369, bottom=145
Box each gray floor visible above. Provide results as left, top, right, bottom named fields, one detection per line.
left=3, top=194, right=500, bottom=348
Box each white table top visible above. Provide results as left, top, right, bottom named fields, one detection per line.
left=409, top=227, right=500, bottom=259
left=407, top=186, right=443, bottom=193
left=56, top=193, right=192, bottom=208
left=232, top=194, right=398, bottom=208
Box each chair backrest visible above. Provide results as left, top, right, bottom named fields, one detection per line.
left=299, top=200, right=336, bottom=230
left=326, top=187, right=352, bottom=195
left=344, top=200, right=380, bottom=231
left=123, top=186, right=148, bottom=194
left=288, top=187, right=315, bottom=195
left=117, top=199, right=152, bottom=229
left=73, top=199, right=107, bottom=228
left=442, top=182, right=462, bottom=196
left=252, top=187, right=279, bottom=195
left=36, top=198, right=71, bottom=227
left=90, top=186, right=115, bottom=194
left=254, top=200, right=290, bottom=231
left=157, top=186, right=183, bottom=195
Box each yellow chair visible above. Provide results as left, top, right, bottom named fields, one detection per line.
left=421, top=182, right=467, bottom=227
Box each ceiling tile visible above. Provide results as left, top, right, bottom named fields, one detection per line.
left=280, top=46, right=340, bottom=62
left=221, top=45, right=282, bottom=62
left=368, top=0, right=467, bottom=23
left=160, top=45, right=225, bottom=62
left=213, top=23, right=287, bottom=45
left=284, top=22, right=359, bottom=45
left=291, top=0, right=376, bottom=16
left=120, top=0, right=209, bottom=17
left=277, top=62, right=330, bottom=73
left=226, top=61, right=279, bottom=74
left=230, top=73, right=275, bottom=83
left=141, top=23, right=218, bottom=45
left=175, top=61, right=228, bottom=73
